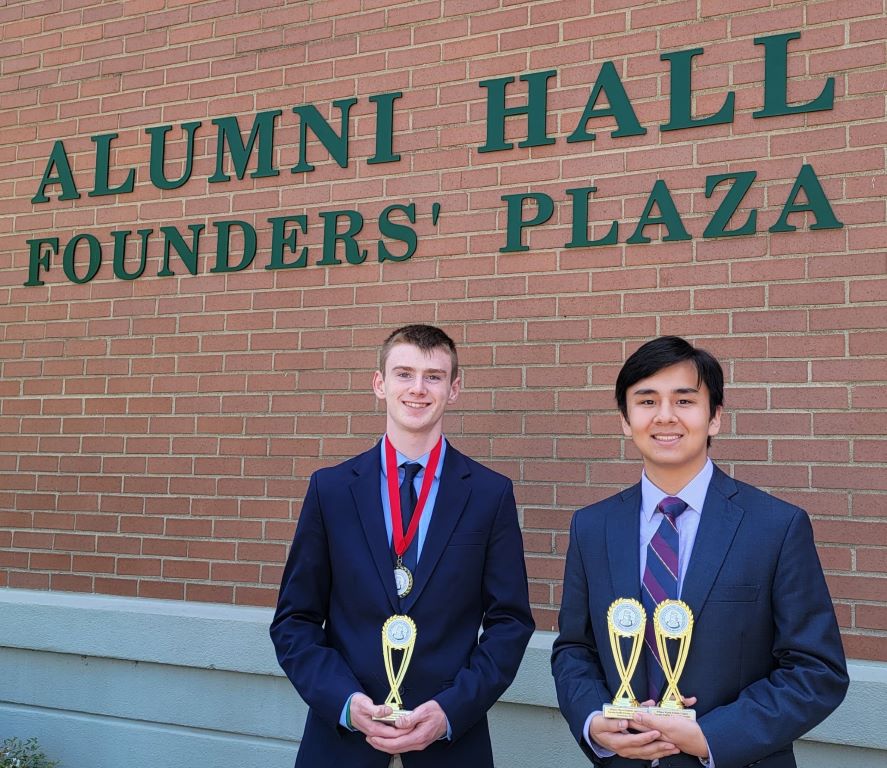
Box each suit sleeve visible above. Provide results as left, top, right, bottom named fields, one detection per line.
left=550, top=511, right=614, bottom=764
left=269, top=472, right=364, bottom=729
left=698, top=508, right=849, bottom=768
left=432, top=479, right=535, bottom=739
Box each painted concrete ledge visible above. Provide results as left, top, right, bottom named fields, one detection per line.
left=0, top=588, right=883, bottom=767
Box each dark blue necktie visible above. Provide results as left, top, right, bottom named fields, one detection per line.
left=642, top=496, right=688, bottom=701
left=399, top=462, right=421, bottom=572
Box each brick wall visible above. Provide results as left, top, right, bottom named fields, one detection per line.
left=0, top=0, right=884, bottom=661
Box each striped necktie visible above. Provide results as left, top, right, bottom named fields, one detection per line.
left=642, top=496, right=688, bottom=701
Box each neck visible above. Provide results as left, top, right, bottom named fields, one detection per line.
left=385, top=425, right=442, bottom=461
left=644, top=457, right=707, bottom=496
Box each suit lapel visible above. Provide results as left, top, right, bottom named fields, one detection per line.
left=680, top=465, right=743, bottom=621
left=401, top=445, right=471, bottom=613
left=605, top=484, right=647, bottom=697
left=350, top=444, right=399, bottom=614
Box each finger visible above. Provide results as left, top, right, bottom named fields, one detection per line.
left=370, top=730, right=430, bottom=754
left=596, top=717, right=628, bottom=732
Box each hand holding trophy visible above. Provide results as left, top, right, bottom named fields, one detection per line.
left=649, top=599, right=696, bottom=720
left=602, top=598, right=647, bottom=719
left=373, top=615, right=417, bottom=722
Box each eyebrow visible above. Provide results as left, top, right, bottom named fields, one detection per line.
left=392, top=365, right=447, bottom=375
left=632, top=386, right=700, bottom=396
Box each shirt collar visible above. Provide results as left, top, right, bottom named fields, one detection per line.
left=380, top=435, right=447, bottom=479
left=641, top=458, right=713, bottom=522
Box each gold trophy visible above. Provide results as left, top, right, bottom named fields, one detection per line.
left=372, top=615, right=417, bottom=722
left=603, top=598, right=648, bottom=719
left=648, top=599, right=696, bottom=720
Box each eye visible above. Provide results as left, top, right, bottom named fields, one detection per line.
left=427, top=374, right=442, bottom=382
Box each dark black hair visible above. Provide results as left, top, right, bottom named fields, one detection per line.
left=380, top=324, right=459, bottom=382
left=615, top=336, right=724, bottom=423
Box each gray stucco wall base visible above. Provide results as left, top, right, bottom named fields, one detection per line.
left=0, top=589, right=882, bottom=768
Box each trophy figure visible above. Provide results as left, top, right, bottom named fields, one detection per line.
left=649, top=600, right=696, bottom=720
left=603, top=598, right=648, bottom=719
left=373, top=615, right=417, bottom=722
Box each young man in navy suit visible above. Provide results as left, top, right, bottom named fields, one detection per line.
left=552, top=336, right=847, bottom=768
left=271, top=324, right=534, bottom=768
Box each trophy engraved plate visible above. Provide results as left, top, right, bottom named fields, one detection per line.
left=372, top=615, right=417, bottom=722
left=603, top=598, right=649, bottom=719
left=648, top=600, right=696, bottom=720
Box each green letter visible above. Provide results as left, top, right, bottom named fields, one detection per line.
left=565, top=186, right=618, bottom=247
left=318, top=210, right=366, bottom=265
left=211, top=220, right=257, bottom=273
left=267, top=215, right=309, bottom=269
left=662, top=48, right=734, bottom=132
left=209, top=110, right=282, bottom=182
left=626, top=180, right=691, bottom=244
left=291, top=98, right=358, bottom=173
left=25, top=237, right=59, bottom=286
left=378, top=203, right=417, bottom=262
left=703, top=172, right=757, bottom=238
left=567, top=61, right=646, bottom=143
left=63, top=234, right=103, bottom=284
left=89, top=133, right=135, bottom=197
left=147, top=122, right=201, bottom=190
left=754, top=32, right=834, bottom=118
left=478, top=70, right=557, bottom=153
left=500, top=193, right=554, bottom=253
left=31, top=141, right=80, bottom=203
left=769, top=164, right=843, bottom=233
left=367, top=92, right=402, bottom=165
left=158, top=224, right=205, bottom=276
left=111, top=229, right=152, bottom=280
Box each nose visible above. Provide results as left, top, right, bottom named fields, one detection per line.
left=654, top=401, right=676, bottom=423
left=409, top=376, right=427, bottom=395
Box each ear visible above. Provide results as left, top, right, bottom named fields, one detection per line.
left=372, top=370, right=385, bottom=401
left=620, top=413, right=633, bottom=438
left=708, top=405, right=723, bottom=437
left=447, top=375, right=461, bottom=404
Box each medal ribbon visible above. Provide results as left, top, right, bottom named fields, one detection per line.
left=384, top=435, right=442, bottom=559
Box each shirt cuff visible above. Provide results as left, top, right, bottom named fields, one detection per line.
left=699, top=734, right=714, bottom=766
left=583, top=711, right=616, bottom=757
left=340, top=693, right=358, bottom=731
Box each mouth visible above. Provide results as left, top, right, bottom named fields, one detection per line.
left=403, top=401, right=430, bottom=410
left=652, top=434, right=683, bottom=444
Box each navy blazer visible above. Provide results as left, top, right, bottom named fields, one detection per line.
left=271, top=442, right=534, bottom=768
left=551, top=465, right=848, bottom=768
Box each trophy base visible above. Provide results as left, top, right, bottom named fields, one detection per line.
left=603, top=703, right=649, bottom=720
left=647, top=705, right=696, bottom=720
left=372, top=708, right=413, bottom=723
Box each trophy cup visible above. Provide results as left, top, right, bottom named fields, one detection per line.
left=603, top=598, right=648, bottom=719
left=373, top=615, right=417, bottom=722
left=648, top=599, right=696, bottom=720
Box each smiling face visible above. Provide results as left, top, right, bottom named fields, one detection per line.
left=621, top=360, right=722, bottom=493
left=372, top=342, right=460, bottom=453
